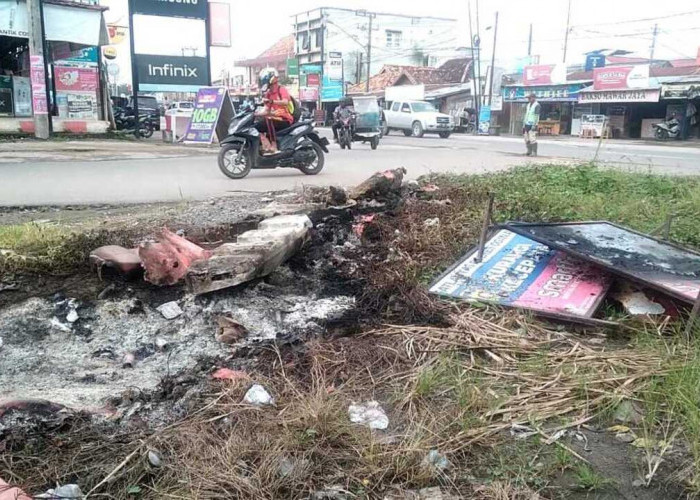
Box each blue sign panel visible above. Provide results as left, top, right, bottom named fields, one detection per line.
left=478, top=105, right=491, bottom=135
left=585, top=54, right=606, bottom=72
left=321, top=74, right=343, bottom=102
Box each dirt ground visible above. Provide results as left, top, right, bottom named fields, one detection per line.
left=1, top=169, right=698, bottom=499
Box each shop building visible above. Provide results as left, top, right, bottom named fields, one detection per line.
left=0, top=0, right=110, bottom=134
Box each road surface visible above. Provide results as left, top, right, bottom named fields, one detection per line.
left=1, top=132, right=699, bottom=206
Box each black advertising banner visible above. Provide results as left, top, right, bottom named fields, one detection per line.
left=132, top=0, right=207, bottom=19
left=135, top=54, right=209, bottom=91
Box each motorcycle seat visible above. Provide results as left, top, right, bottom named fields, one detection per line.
left=276, top=120, right=312, bottom=136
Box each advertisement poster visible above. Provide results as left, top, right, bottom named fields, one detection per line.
left=66, top=93, right=97, bottom=119
left=30, top=54, right=47, bottom=114
left=135, top=54, right=209, bottom=91
left=299, top=87, right=319, bottom=102
left=184, top=87, right=233, bottom=144
left=55, top=66, right=98, bottom=92
left=132, top=0, right=207, bottom=19
left=478, top=105, right=491, bottom=135
left=593, top=65, right=650, bottom=90
left=306, top=74, right=320, bottom=87
left=429, top=229, right=610, bottom=318
left=13, top=76, right=32, bottom=116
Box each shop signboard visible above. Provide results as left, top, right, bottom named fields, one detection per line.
left=523, top=64, right=566, bottom=86
left=59, top=47, right=99, bottom=67
left=132, top=0, right=207, bottom=19
left=428, top=229, right=610, bottom=320
left=12, top=76, right=32, bottom=116
left=286, top=58, right=299, bottom=77
left=662, top=83, right=700, bottom=100
left=299, top=87, right=319, bottom=102
left=183, top=87, right=234, bottom=144
left=30, top=54, right=47, bottom=114
left=585, top=54, right=606, bottom=72
left=491, top=95, right=503, bottom=111
left=0, top=76, right=13, bottom=116
left=503, top=83, right=588, bottom=102
left=321, top=75, right=343, bottom=102
left=478, top=105, right=491, bottom=135
left=55, top=66, right=98, bottom=92
left=209, top=2, right=231, bottom=47
left=135, top=54, right=209, bottom=91
left=108, top=24, right=127, bottom=44
left=326, top=52, right=343, bottom=81
left=578, top=88, right=660, bottom=103
left=0, top=0, right=29, bottom=38
left=593, top=65, right=649, bottom=90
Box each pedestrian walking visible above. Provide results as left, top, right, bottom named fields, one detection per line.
left=523, top=93, right=540, bottom=156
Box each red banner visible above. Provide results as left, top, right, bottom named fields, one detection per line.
left=55, top=66, right=98, bottom=92
left=593, top=65, right=649, bottom=90
left=306, top=73, right=320, bottom=87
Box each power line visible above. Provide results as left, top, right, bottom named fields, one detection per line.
left=572, top=9, right=700, bottom=28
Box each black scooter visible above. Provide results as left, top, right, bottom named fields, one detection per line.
left=217, top=106, right=329, bottom=179
left=114, top=108, right=155, bottom=138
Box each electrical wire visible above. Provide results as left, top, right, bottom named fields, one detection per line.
left=572, top=9, right=700, bottom=28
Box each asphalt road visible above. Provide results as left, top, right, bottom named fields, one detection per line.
left=1, top=132, right=699, bottom=206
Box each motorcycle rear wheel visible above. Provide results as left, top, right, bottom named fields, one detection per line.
left=298, top=142, right=325, bottom=175
left=655, top=128, right=669, bottom=141
left=218, top=142, right=252, bottom=179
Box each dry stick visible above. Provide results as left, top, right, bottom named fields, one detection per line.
left=86, top=444, right=143, bottom=498
left=535, top=428, right=590, bottom=465
left=475, top=193, right=495, bottom=263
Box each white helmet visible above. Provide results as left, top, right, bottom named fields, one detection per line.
left=259, top=68, right=279, bottom=93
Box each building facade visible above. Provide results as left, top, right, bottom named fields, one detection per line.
left=292, top=7, right=460, bottom=107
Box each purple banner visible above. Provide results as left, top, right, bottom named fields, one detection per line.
left=184, top=87, right=227, bottom=144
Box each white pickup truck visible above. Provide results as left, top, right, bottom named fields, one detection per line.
left=383, top=100, right=455, bottom=138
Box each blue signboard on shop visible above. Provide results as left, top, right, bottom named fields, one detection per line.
left=585, top=54, right=606, bottom=72
left=503, top=83, right=589, bottom=102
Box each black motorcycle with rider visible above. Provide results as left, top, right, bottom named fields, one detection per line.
left=217, top=69, right=329, bottom=179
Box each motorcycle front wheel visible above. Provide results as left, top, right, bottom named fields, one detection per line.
left=218, top=142, right=252, bottom=179
left=655, top=128, right=668, bottom=141
left=298, top=142, right=325, bottom=175
left=139, top=125, right=153, bottom=139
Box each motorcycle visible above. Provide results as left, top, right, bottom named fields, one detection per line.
left=218, top=106, right=329, bottom=179
left=114, top=108, right=155, bottom=138
left=653, top=117, right=681, bottom=141
left=336, top=109, right=355, bottom=150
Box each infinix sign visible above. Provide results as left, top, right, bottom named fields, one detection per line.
left=135, top=55, right=209, bottom=90
left=132, top=0, right=207, bottom=19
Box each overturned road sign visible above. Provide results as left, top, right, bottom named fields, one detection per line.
left=503, top=221, right=700, bottom=304
left=429, top=229, right=611, bottom=321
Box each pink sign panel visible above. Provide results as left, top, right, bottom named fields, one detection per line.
left=593, top=65, right=649, bottom=90
left=523, top=65, right=556, bottom=86
left=55, top=66, right=98, bottom=92
left=299, top=87, right=319, bottom=102
left=429, top=230, right=610, bottom=319
left=30, top=55, right=47, bottom=114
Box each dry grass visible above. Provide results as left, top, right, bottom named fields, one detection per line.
left=4, top=309, right=680, bottom=498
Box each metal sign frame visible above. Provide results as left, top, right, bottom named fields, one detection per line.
left=502, top=221, right=700, bottom=304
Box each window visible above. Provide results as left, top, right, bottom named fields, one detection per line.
left=386, top=30, right=402, bottom=49
left=401, top=103, right=411, bottom=113
left=391, top=102, right=400, bottom=112
left=315, top=29, right=323, bottom=49
left=411, top=102, right=436, bottom=113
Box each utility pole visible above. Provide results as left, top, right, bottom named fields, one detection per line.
left=357, top=52, right=363, bottom=84
left=562, top=0, right=572, bottom=63
left=365, top=12, right=374, bottom=93
left=527, top=23, right=533, bottom=56
left=467, top=0, right=479, bottom=118
left=488, top=11, right=498, bottom=106
left=27, top=0, right=49, bottom=139
left=475, top=0, right=482, bottom=105
left=649, top=23, right=658, bottom=61
left=127, top=0, right=140, bottom=137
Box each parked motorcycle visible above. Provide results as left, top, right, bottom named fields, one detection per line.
left=114, top=108, right=155, bottom=138
left=653, top=117, right=681, bottom=141
left=336, top=109, right=355, bottom=150
left=218, top=107, right=329, bottom=180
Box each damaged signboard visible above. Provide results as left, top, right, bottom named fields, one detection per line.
left=503, top=221, right=700, bottom=304
left=429, top=229, right=611, bottom=321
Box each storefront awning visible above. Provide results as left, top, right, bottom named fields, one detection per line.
left=0, top=0, right=108, bottom=46
left=578, top=87, right=660, bottom=103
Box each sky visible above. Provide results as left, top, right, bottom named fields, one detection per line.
left=102, top=0, right=700, bottom=85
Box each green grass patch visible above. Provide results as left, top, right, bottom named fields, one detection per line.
left=435, top=163, right=700, bottom=247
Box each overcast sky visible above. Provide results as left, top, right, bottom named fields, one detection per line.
left=102, top=0, right=700, bottom=85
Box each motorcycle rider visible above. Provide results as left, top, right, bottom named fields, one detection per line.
left=332, top=97, right=355, bottom=143
left=256, top=69, right=294, bottom=154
